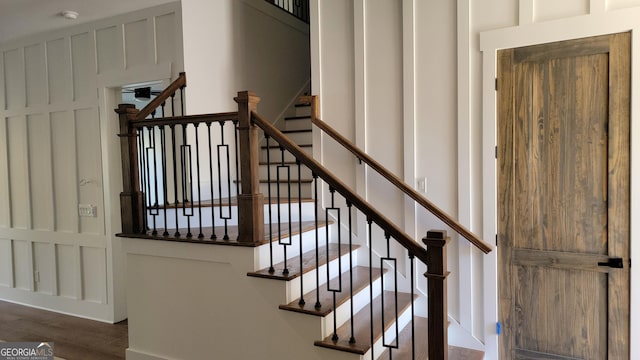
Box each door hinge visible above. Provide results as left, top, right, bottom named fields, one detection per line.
left=496, top=322, right=502, bottom=335
left=495, top=78, right=498, bottom=91
left=495, top=234, right=498, bottom=246
left=495, top=146, right=498, bottom=159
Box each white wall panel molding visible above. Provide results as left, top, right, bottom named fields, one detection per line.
left=519, top=0, right=534, bottom=24
left=0, top=1, right=182, bottom=322
left=0, top=117, right=10, bottom=228
left=402, top=0, right=417, bottom=240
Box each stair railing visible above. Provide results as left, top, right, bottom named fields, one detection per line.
left=117, top=75, right=490, bottom=359
left=265, top=0, right=310, bottom=23
left=247, top=92, right=483, bottom=360
left=300, top=96, right=492, bottom=254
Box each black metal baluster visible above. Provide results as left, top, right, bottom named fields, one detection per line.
left=313, top=173, right=321, bottom=310
left=170, top=124, right=180, bottom=237
left=171, top=93, right=175, bottom=117
left=326, top=188, right=341, bottom=342
left=368, top=218, right=374, bottom=360
left=297, top=159, right=305, bottom=306
left=206, top=122, right=217, bottom=240
left=194, top=123, right=203, bottom=238
left=217, top=121, right=231, bottom=240
left=233, top=119, right=240, bottom=197
left=347, top=201, right=356, bottom=344
left=161, top=101, right=166, bottom=118
left=147, top=127, right=159, bottom=235
left=180, top=124, right=193, bottom=238
left=381, top=233, right=399, bottom=356
left=277, top=146, right=291, bottom=275
left=160, top=125, right=169, bottom=236
left=137, top=128, right=147, bottom=234
left=266, top=135, right=274, bottom=273
left=409, top=252, right=415, bottom=360
left=180, top=86, right=185, bottom=116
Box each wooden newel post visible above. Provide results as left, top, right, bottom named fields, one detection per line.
left=424, top=229, right=450, bottom=360
left=115, top=104, right=146, bottom=234
left=235, top=91, right=264, bottom=244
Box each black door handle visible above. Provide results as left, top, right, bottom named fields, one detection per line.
left=598, top=257, right=624, bottom=268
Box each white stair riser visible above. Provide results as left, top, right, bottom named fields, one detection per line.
left=281, top=130, right=312, bottom=144
left=295, top=105, right=311, bottom=118
left=261, top=146, right=312, bottom=162
left=285, top=118, right=312, bottom=131
left=254, top=225, right=328, bottom=270
left=287, top=250, right=356, bottom=304
left=321, top=276, right=384, bottom=339
left=366, top=305, right=413, bottom=359
left=259, top=163, right=313, bottom=181
left=260, top=182, right=313, bottom=199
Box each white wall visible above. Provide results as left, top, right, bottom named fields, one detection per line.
left=313, top=0, right=640, bottom=358
left=181, top=0, right=311, bottom=120
left=0, top=3, right=183, bottom=322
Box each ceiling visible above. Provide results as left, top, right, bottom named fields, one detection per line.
left=0, top=0, right=178, bottom=44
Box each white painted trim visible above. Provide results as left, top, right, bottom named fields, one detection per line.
left=455, top=0, right=478, bottom=345
left=519, top=0, right=534, bottom=25
left=126, top=348, right=167, bottom=360
left=310, top=0, right=322, bottom=165
left=351, top=0, right=369, bottom=247
left=401, top=0, right=417, bottom=246
left=480, top=9, right=640, bottom=359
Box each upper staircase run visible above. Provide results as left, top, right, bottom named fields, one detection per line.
left=115, top=73, right=491, bottom=360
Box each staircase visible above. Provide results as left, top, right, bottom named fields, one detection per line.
left=116, top=73, right=490, bottom=360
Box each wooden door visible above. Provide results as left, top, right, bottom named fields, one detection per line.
left=497, top=33, right=630, bottom=359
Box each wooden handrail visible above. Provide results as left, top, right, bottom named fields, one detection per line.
left=135, top=72, right=187, bottom=121
left=251, top=110, right=429, bottom=264
left=302, top=96, right=491, bottom=254
left=128, top=112, right=238, bottom=129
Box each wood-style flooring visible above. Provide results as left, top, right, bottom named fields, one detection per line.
left=0, top=300, right=127, bottom=360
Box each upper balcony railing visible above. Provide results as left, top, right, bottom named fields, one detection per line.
left=266, top=0, right=309, bottom=23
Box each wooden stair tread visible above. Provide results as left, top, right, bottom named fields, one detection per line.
left=285, top=115, right=311, bottom=120
left=314, top=291, right=416, bottom=355
left=279, top=266, right=385, bottom=317
left=282, top=129, right=312, bottom=133
left=259, top=179, right=313, bottom=184
left=295, top=103, right=311, bottom=108
left=148, top=196, right=313, bottom=209
left=378, top=317, right=485, bottom=360
left=262, top=143, right=312, bottom=149
left=248, top=243, right=357, bottom=280
left=119, top=220, right=328, bottom=247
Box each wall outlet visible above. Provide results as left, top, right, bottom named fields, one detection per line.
left=78, top=204, right=97, bottom=217
left=417, top=177, right=427, bottom=193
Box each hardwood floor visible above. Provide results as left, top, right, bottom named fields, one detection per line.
left=0, top=300, right=127, bottom=360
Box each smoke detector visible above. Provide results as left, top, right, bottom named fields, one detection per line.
left=60, top=10, right=79, bottom=20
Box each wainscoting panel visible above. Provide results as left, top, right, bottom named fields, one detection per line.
left=96, top=26, right=124, bottom=74
left=45, top=38, right=71, bottom=105
left=75, top=108, right=104, bottom=236
left=27, top=113, right=54, bottom=231
left=80, top=246, right=107, bottom=304
left=70, top=32, right=94, bottom=103
left=124, top=19, right=150, bottom=69
left=7, top=115, right=29, bottom=230
left=51, top=110, right=78, bottom=233
left=2, top=48, right=24, bottom=110
left=24, top=43, right=46, bottom=107
left=12, top=240, right=31, bottom=291
left=32, top=242, right=54, bottom=295
left=55, top=244, right=77, bottom=299
left=0, top=238, right=12, bottom=287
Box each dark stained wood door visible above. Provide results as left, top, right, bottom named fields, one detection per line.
left=497, top=33, right=630, bottom=359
